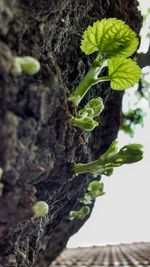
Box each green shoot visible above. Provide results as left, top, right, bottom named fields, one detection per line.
left=12, top=56, right=40, bottom=76
left=70, top=97, right=104, bottom=131
left=69, top=180, right=105, bottom=220
left=74, top=141, right=143, bottom=175
left=69, top=18, right=141, bottom=107
left=69, top=206, right=90, bottom=220
left=81, top=181, right=105, bottom=204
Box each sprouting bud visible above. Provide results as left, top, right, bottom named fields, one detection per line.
left=70, top=117, right=99, bottom=131
left=88, top=180, right=103, bottom=192
left=87, top=181, right=105, bottom=198
left=85, top=97, right=104, bottom=117
left=21, top=56, right=40, bottom=75
left=69, top=206, right=90, bottom=220
left=119, top=144, right=144, bottom=164
left=78, top=108, right=93, bottom=118
left=32, top=201, right=49, bottom=218
left=12, top=56, right=40, bottom=76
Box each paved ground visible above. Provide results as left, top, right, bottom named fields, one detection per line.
left=50, top=242, right=150, bottom=266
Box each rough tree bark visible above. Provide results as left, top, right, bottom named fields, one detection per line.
left=0, top=0, right=142, bottom=266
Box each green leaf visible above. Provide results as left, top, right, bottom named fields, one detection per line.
left=108, top=57, right=141, bottom=90
left=70, top=117, right=99, bottom=131
left=69, top=206, right=90, bottom=220
left=80, top=194, right=93, bottom=204
left=80, top=18, right=138, bottom=58
left=87, top=181, right=104, bottom=192
left=78, top=97, right=104, bottom=119
left=85, top=97, right=104, bottom=117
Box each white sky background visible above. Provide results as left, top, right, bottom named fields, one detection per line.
left=68, top=1, right=150, bottom=248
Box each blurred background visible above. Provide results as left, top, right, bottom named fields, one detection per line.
left=68, top=0, right=150, bottom=248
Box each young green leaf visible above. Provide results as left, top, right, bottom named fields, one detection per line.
left=84, top=97, right=104, bottom=117
left=70, top=97, right=104, bottom=131
left=80, top=18, right=138, bottom=58
left=69, top=206, right=90, bottom=220
left=108, top=57, right=141, bottom=90
left=87, top=181, right=104, bottom=192
left=87, top=181, right=105, bottom=199
left=70, top=116, right=99, bottom=131
left=77, top=97, right=104, bottom=119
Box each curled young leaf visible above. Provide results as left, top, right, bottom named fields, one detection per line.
left=85, top=97, right=104, bottom=117
left=69, top=206, right=90, bottom=220
left=80, top=18, right=138, bottom=58
left=108, top=57, right=141, bottom=90
left=70, top=116, right=99, bottom=131
left=77, top=108, right=94, bottom=119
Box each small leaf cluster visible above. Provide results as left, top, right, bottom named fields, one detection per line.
left=70, top=97, right=104, bottom=131
left=69, top=206, right=90, bottom=220
left=81, top=18, right=141, bottom=90
left=121, top=108, right=145, bottom=137
left=69, top=18, right=141, bottom=131
left=69, top=180, right=105, bottom=220
left=81, top=181, right=105, bottom=204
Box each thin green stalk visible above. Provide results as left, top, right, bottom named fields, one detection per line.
left=69, top=58, right=107, bottom=106
left=74, top=158, right=105, bottom=174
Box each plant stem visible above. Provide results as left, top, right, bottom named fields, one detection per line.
left=74, top=154, right=119, bottom=174
left=74, top=158, right=104, bottom=174
left=69, top=58, right=108, bottom=106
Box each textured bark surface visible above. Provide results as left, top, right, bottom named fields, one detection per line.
left=0, top=0, right=142, bottom=266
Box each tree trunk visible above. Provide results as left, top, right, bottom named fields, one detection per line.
left=0, top=0, right=142, bottom=266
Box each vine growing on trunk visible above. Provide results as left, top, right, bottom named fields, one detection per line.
left=69, top=18, right=143, bottom=220
left=69, top=18, right=141, bottom=131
